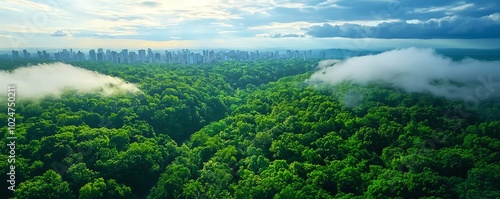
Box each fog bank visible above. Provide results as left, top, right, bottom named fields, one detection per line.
left=0, top=62, right=141, bottom=99
left=308, top=48, right=500, bottom=101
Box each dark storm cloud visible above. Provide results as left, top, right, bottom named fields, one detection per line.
left=305, top=14, right=500, bottom=39
left=236, top=0, right=499, bottom=40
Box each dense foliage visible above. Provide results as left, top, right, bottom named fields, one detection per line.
left=1, top=58, right=499, bottom=199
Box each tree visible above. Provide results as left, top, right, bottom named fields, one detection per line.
left=457, top=164, right=500, bottom=199
left=67, top=163, right=99, bottom=190
left=148, top=163, right=191, bottom=199
left=15, top=170, right=74, bottom=199
left=79, top=178, right=132, bottom=199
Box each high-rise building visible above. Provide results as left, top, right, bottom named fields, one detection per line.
left=154, top=52, right=161, bottom=63
left=89, top=49, right=96, bottom=61
left=97, top=48, right=104, bottom=61
left=121, top=49, right=129, bottom=63
left=42, top=50, right=49, bottom=59
left=11, top=50, right=19, bottom=59
left=320, top=51, right=326, bottom=59
left=165, top=50, right=172, bottom=63
left=147, top=48, right=154, bottom=62
left=138, top=49, right=146, bottom=63
left=76, top=51, right=86, bottom=61
left=37, top=51, right=43, bottom=59
left=62, top=49, right=70, bottom=60
left=55, top=52, right=63, bottom=60
left=22, top=49, right=30, bottom=58
left=110, top=51, right=118, bottom=63
left=129, top=52, right=137, bottom=63
left=106, top=49, right=111, bottom=61
left=97, top=52, right=104, bottom=61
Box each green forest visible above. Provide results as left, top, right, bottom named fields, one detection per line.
left=1, top=58, right=499, bottom=199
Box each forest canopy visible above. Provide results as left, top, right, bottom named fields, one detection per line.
left=1, top=51, right=499, bottom=199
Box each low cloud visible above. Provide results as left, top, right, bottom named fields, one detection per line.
left=0, top=63, right=141, bottom=99
left=51, top=30, right=72, bottom=37
left=269, top=33, right=305, bottom=38
left=317, top=59, right=342, bottom=69
left=141, top=1, right=161, bottom=7
left=308, top=48, right=500, bottom=101
left=91, top=33, right=115, bottom=39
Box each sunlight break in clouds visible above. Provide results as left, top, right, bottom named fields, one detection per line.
left=309, top=48, right=500, bottom=101
left=0, top=63, right=141, bottom=99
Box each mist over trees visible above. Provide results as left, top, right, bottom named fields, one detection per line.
left=0, top=63, right=140, bottom=98
left=0, top=50, right=499, bottom=199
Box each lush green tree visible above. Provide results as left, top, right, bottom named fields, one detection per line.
left=3, top=58, right=499, bottom=199
left=67, top=163, right=99, bottom=190
left=14, top=170, right=74, bottom=199
left=79, top=178, right=132, bottom=199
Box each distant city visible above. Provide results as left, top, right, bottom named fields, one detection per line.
left=0, top=48, right=336, bottom=64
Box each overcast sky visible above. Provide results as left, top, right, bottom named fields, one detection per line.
left=1, top=0, right=499, bottom=49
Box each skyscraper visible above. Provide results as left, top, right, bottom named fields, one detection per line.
left=97, top=52, right=104, bottom=61
left=138, top=49, right=146, bottom=63
left=89, top=49, right=96, bottom=61
left=76, top=51, right=86, bottom=61
left=97, top=48, right=104, bottom=61
left=22, top=49, right=30, bottom=58
left=165, top=50, right=172, bottom=63
left=147, top=48, right=154, bottom=62
left=121, top=49, right=129, bottom=63
left=129, top=51, right=137, bottom=63
left=11, top=50, right=19, bottom=59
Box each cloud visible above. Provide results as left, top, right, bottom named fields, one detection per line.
left=268, top=33, right=304, bottom=38
left=305, top=14, right=500, bottom=38
left=91, top=33, right=115, bottom=39
left=51, top=30, right=72, bottom=37
left=0, top=63, right=141, bottom=99
left=413, top=2, right=474, bottom=14
left=308, top=48, right=500, bottom=101
left=1, top=0, right=499, bottom=47
left=141, top=1, right=161, bottom=7
left=486, top=13, right=500, bottom=21
left=317, top=59, right=342, bottom=69
left=305, top=23, right=372, bottom=38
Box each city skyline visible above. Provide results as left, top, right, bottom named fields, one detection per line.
left=3, top=47, right=339, bottom=64
left=1, top=0, right=499, bottom=50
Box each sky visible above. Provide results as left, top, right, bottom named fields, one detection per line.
left=0, top=0, right=499, bottom=50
